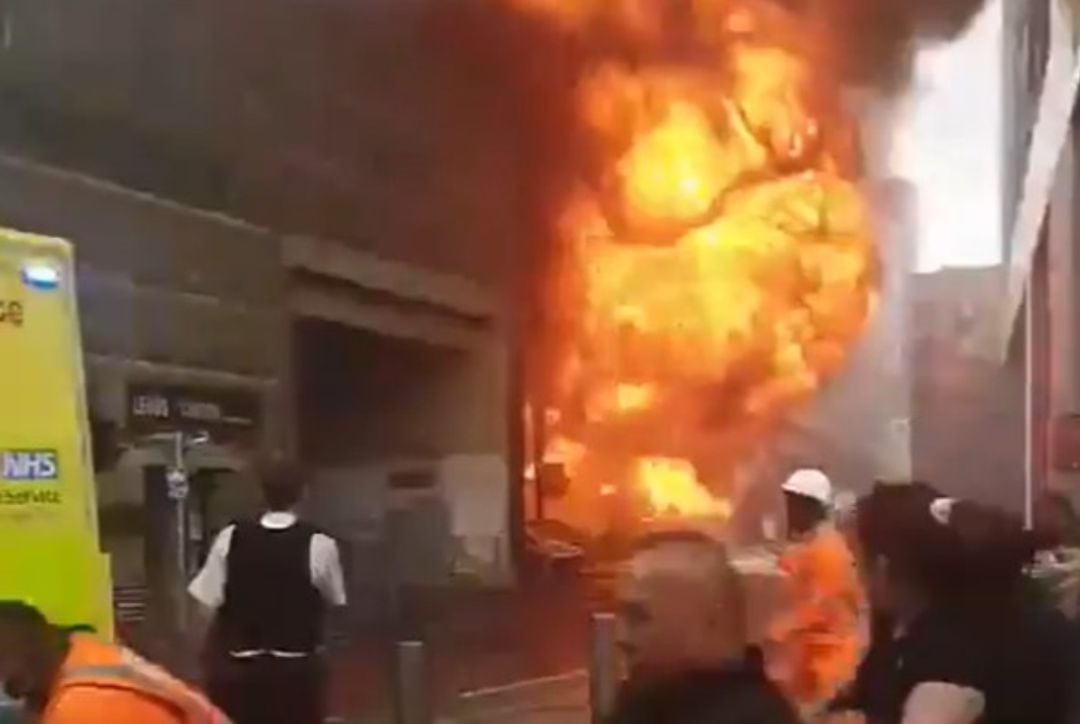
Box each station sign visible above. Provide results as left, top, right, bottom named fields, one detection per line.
left=127, top=384, right=260, bottom=442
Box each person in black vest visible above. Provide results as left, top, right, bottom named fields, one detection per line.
left=189, top=458, right=346, bottom=724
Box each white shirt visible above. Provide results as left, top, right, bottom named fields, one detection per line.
left=188, top=511, right=347, bottom=612
left=903, top=682, right=985, bottom=724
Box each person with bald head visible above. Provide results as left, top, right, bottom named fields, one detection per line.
left=610, top=531, right=797, bottom=724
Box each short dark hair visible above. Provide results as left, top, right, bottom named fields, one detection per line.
left=856, top=482, right=952, bottom=589
left=784, top=489, right=828, bottom=516
left=855, top=482, right=1033, bottom=607
left=0, top=601, right=48, bottom=632
left=255, top=457, right=306, bottom=511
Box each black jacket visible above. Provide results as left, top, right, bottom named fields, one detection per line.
left=608, top=653, right=798, bottom=724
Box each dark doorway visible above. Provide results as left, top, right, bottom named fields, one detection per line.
left=293, top=319, right=459, bottom=465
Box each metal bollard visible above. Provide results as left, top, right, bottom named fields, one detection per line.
left=394, top=640, right=432, bottom=724
left=589, top=612, right=618, bottom=724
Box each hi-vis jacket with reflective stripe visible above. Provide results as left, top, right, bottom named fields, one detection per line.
left=42, top=635, right=231, bottom=724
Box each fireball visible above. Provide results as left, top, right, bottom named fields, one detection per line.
left=521, top=0, right=876, bottom=523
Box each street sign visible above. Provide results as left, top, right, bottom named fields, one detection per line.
left=165, top=468, right=189, bottom=502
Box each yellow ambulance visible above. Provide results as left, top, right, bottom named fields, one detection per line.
left=0, top=226, right=112, bottom=636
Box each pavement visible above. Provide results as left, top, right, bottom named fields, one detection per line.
left=119, top=565, right=609, bottom=723
left=444, top=670, right=590, bottom=724
left=314, top=550, right=781, bottom=723
left=331, top=674, right=590, bottom=724
left=322, top=573, right=601, bottom=723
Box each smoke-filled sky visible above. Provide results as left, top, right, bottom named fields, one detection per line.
left=428, top=0, right=1002, bottom=274
left=891, top=0, right=1003, bottom=273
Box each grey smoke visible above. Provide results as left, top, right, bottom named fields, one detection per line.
left=806, top=0, right=991, bottom=89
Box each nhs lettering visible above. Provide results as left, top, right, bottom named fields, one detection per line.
left=1, top=450, right=59, bottom=482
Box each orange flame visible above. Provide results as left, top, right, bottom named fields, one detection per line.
left=522, top=1, right=876, bottom=521
left=617, top=102, right=730, bottom=224
left=636, top=457, right=733, bottom=519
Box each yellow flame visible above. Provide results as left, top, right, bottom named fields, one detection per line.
left=618, top=102, right=728, bottom=225
left=523, top=0, right=874, bottom=533
left=636, top=457, right=733, bottom=518
left=509, top=0, right=873, bottom=706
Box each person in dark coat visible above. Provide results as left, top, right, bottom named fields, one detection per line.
left=829, top=482, right=1075, bottom=724
left=610, top=530, right=798, bottom=724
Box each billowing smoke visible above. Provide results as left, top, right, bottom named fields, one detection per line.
left=430, top=0, right=990, bottom=94
left=800, top=0, right=991, bottom=89
left=426, top=0, right=991, bottom=392
left=425, top=0, right=987, bottom=526
left=425, top=0, right=990, bottom=239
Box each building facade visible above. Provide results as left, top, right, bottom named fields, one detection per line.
left=1001, top=0, right=1080, bottom=513
left=903, top=0, right=1047, bottom=512
left=0, top=0, right=529, bottom=634
left=887, top=0, right=1052, bottom=513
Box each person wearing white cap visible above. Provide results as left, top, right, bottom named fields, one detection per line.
left=781, top=468, right=833, bottom=541
left=768, top=468, right=865, bottom=713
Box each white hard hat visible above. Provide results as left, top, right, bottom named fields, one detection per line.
left=782, top=468, right=832, bottom=505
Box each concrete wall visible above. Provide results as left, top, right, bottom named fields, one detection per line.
left=0, top=154, right=287, bottom=434
left=0, top=0, right=543, bottom=588
left=0, top=0, right=526, bottom=290
left=0, top=154, right=289, bottom=592
left=297, top=324, right=506, bottom=464
left=1003, top=0, right=1052, bottom=246
left=294, top=308, right=514, bottom=584
left=1045, top=116, right=1080, bottom=497
left=220, top=2, right=524, bottom=288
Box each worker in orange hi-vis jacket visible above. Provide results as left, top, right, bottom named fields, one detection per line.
left=768, top=469, right=866, bottom=713
left=0, top=601, right=229, bottom=724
